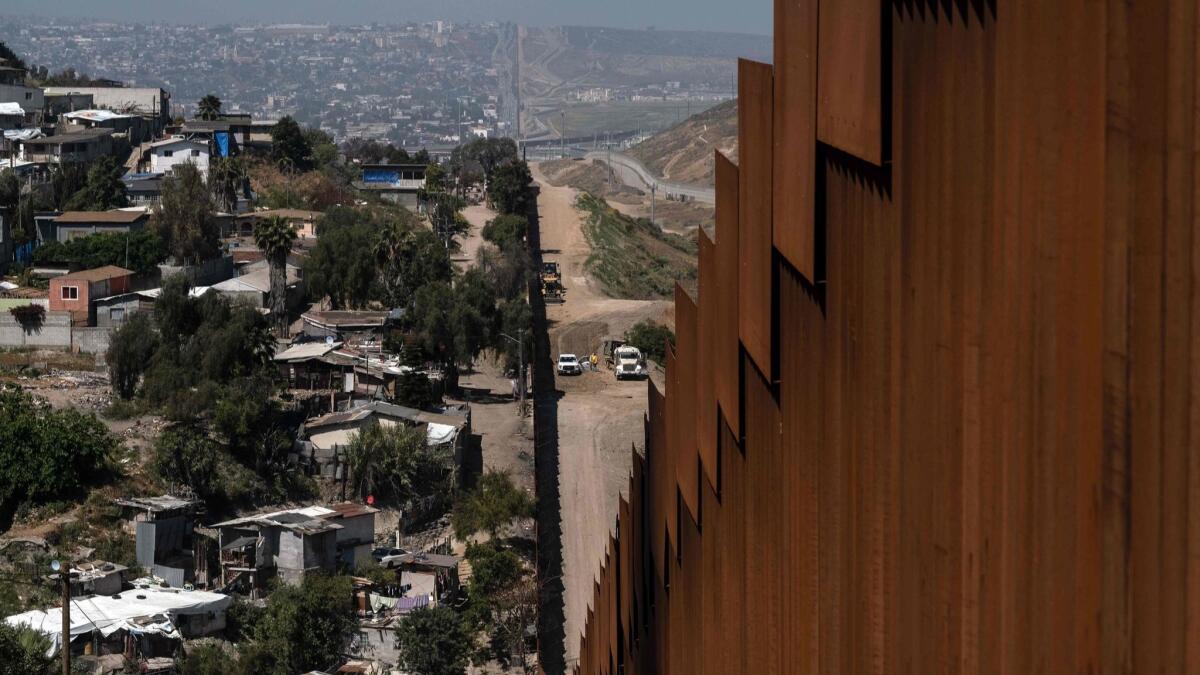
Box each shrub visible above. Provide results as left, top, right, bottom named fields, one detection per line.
left=0, top=386, right=115, bottom=508
left=244, top=573, right=358, bottom=675
left=107, top=312, right=159, bottom=399
left=344, top=422, right=445, bottom=505
left=624, top=320, right=675, bottom=364
left=452, top=471, right=534, bottom=540
left=0, top=622, right=51, bottom=673
left=395, top=606, right=472, bottom=675
left=481, top=214, right=527, bottom=251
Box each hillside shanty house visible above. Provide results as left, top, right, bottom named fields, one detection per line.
left=115, top=495, right=207, bottom=588
left=49, top=265, right=133, bottom=326
left=297, top=401, right=469, bottom=481
left=18, top=128, right=113, bottom=164
left=47, top=210, right=149, bottom=243
left=211, top=503, right=377, bottom=591
left=6, top=584, right=230, bottom=661
left=301, top=310, right=390, bottom=343
left=211, top=265, right=303, bottom=312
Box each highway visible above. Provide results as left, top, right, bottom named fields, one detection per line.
left=584, top=150, right=716, bottom=205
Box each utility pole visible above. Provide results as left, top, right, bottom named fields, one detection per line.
left=51, top=560, right=74, bottom=675
left=650, top=184, right=656, bottom=228
left=560, top=111, right=566, bottom=160
left=502, top=330, right=526, bottom=415
left=61, top=573, right=69, bottom=675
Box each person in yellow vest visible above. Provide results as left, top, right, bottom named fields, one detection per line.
left=590, top=353, right=599, bottom=371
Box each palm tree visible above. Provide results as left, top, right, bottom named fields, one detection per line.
left=207, top=156, right=245, bottom=214
left=196, top=94, right=222, bottom=121
left=253, top=215, right=296, bottom=335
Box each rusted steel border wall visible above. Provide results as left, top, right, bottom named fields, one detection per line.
left=571, top=1, right=1200, bottom=673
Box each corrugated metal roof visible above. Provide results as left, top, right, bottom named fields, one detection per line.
left=55, top=210, right=147, bottom=224
left=55, top=265, right=134, bottom=282
left=274, top=342, right=341, bottom=363
left=63, top=109, right=134, bottom=122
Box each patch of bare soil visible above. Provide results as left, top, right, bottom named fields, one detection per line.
left=539, top=159, right=644, bottom=205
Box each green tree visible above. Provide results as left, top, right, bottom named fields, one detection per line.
left=425, top=162, right=448, bottom=192
left=32, top=230, right=166, bottom=275
left=451, top=138, right=518, bottom=181
left=376, top=225, right=452, bottom=310
left=303, top=127, right=339, bottom=170
left=49, top=161, right=87, bottom=210
left=65, top=156, right=128, bottom=211
left=624, top=320, right=675, bottom=364
left=450, top=269, right=499, bottom=368
left=408, top=281, right=455, bottom=365
left=154, top=163, right=218, bottom=264
left=0, top=622, right=51, bottom=674
left=488, top=161, right=534, bottom=215
left=303, top=208, right=379, bottom=309
left=475, top=243, right=534, bottom=303
left=151, top=426, right=259, bottom=507
left=208, top=156, right=246, bottom=213
left=253, top=215, right=297, bottom=333
left=395, top=606, right=472, bottom=675
left=0, top=169, right=18, bottom=208
left=196, top=94, right=222, bottom=121
left=270, top=116, right=312, bottom=171
left=0, top=386, right=115, bottom=508
left=451, top=470, right=534, bottom=540
left=344, top=422, right=443, bottom=504
left=481, top=214, right=527, bottom=251
left=107, top=312, right=159, bottom=399
left=245, top=573, right=358, bottom=675
left=395, top=345, right=436, bottom=410
left=465, top=542, right=523, bottom=601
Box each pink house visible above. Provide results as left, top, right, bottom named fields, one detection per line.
left=49, top=265, right=133, bottom=326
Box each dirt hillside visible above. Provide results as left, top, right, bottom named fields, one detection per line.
left=627, top=98, right=738, bottom=186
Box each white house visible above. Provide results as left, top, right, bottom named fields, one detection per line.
left=149, top=137, right=210, bottom=176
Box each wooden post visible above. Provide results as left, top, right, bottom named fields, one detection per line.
left=60, top=573, right=70, bottom=675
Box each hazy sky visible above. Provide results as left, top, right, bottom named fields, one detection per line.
left=3, top=0, right=773, bottom=35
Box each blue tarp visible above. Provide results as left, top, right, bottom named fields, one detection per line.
left=214, top=131, right=231, bottom=158
left=363, top=168, right=401, bottom=184
left=13, top=242, right=32, bottom=265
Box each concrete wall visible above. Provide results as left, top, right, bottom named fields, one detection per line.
left=71, top=327, right=112, bottom=354
left=276, top=529, right=305, bottom=572
left=0, top=311, right=72, bottom=349
left=336, top=513, right=375, bottom=547
left=0, top=84, right=43, bottom=112
left=0, top=310, right=114, bottom=353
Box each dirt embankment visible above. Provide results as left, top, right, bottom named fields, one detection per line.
left=539, top=158, right=715, bottom=236
left=538, top=159, right=644, bottom=205
left=627, top=98, right=739, bottom=186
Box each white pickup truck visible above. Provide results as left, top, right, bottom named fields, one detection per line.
left=613, top=346, right=647, bottom=380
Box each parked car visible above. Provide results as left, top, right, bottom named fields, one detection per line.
left=557, top=354, right=583, bottom=376
left=372, top=547, right=407, bottom=568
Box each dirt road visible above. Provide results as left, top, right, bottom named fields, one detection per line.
left=531, top=163, right=669, bottom=668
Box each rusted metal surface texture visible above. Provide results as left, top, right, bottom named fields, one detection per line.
left=672, top=284, right=699, bottom=519
left=817, top=0, right=883, bottom=164
left=567, top=1, right=1200, bottom=673
left=696, top=230, right=719, bottom=490
left=737, top=59, right=775, bottom=381
left=773, top=0, right=818, bottom=279
left=714, top=152, right=741, bottom=438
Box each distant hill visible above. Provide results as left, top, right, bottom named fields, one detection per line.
left=627, top=98, right=738, bottom=187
